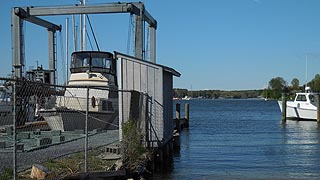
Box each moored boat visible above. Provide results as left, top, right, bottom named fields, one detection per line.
left=278, top=87, right=318, bottom=120
left=39, top=51, right=119, bottom=131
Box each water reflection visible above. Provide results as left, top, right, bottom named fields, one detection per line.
left=280, top=120, right=320, bottom=179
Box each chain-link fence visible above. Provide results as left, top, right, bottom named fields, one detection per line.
left=0, top=77, right=164, bottom=179
left=119, top=90, right=162, bottom=148
left=0, top=78, right=122, bottom=179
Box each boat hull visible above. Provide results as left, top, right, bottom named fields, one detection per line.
left=40, top=108, right=118, bottom=131
left=278, top=101, right=317, bottom=120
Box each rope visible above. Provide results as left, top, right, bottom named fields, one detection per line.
left=86, top=30, right=94, bottom=50
left=86, top=14, right=100, bottom=51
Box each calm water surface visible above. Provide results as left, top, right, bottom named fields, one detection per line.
left=153, top=99, right=320, bottom=180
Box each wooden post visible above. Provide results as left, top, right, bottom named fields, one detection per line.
left=185, top=103, right=190, bottom=128
left=176, top=103, right=181, bottom=131
left=281, top=91, right=287, bottom=123
left=317, top=94, right=320, bottom=124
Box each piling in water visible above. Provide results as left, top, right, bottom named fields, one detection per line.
left=185, top=103, right=190, bottom=128
left=176, top=103, right=181, bottom=131
left=281, top=90, right=287, bottom=123
left=317, top=94, right=320, bottom=124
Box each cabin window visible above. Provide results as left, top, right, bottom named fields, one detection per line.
left=92, top=58, right=104, bottom=67
left=71, top=52, right=114, bottom=73
left=104, top=59, right=111, bottom=69
left=296, top=95, right=307, bottom=101
left=83, top=58, right=90, bottom=67
left=72, top=53, right=90, bottom=68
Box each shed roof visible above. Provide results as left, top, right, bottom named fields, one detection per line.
left=115, top=51, right=181, bottom=77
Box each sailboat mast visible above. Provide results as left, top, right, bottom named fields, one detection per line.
left=79, top=0, right=83, bottom=50
left=72, top=15, right=77, bottom=51
left=65, top=18, right=69, bottom=84
left=79, top=0, right=86, bottom=51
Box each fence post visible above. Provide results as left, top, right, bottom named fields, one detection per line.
left=13, top=82, right=17, bottom=180
left=176, top=103, right=181, bottom=131
left=85, top=87, right=89, bottom=173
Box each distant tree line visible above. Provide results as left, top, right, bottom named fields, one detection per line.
left=173, top=73, right=320, bottom=100
left=173, top=88, right=262, bottom=99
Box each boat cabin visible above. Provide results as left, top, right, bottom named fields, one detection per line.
left=294, top=93, right=317, bottom=107
left=71, top=51, right=116, bottom=75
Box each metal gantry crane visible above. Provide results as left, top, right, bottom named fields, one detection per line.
left=11, top=2, right=157, bottom=84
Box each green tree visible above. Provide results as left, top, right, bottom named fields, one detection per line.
left=308, top=74, right=320, bottom=92
left=291, top=78, right=299, bottom=90
left=268, top=77, right=286, bottom=99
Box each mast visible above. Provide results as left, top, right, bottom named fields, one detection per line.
left=65, top=18, right=69, bottom=84
left=79, top=0, right=86, bottom=51
left=79, top=0, right=83, bottom=50
left=72, top=15, right=77, bottom=51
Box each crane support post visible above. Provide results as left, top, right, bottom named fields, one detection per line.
left=12, top=8, right=24, bottom=78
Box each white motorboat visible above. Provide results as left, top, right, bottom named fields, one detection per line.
left=182, top=96, right=191, bottom=100
left=39, top=51, right=119, bottom=131
left=278, top=87, right=318, bottom=120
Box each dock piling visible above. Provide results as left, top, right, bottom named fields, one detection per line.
left=185, top=103, right=189, bottom=128
left=281, top=89, right=287, bottom=123
left=175, top=103, right=181, bottom=131
left=317, top=94, right=320, bottom=124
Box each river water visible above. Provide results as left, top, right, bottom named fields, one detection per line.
left=153, top=99, right=320, bottom=180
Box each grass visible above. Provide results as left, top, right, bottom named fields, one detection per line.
left=17, top=147, right=117, bottom=180
left=0, top=167, right=13, bottom=180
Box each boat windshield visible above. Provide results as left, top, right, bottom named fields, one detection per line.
left=296, top=94, right=307, bottom=101
left=71, top=52, right=114, bottom=74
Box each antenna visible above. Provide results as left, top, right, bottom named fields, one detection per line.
left=305, top=54, right=308, bottom=85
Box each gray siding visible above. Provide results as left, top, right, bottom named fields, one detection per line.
left=117, top=52, right=178, bottom=147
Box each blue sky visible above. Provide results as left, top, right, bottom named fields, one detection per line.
left=1, top=0, right=320, bottom=90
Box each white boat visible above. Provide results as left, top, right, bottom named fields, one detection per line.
left=182, top=96, right=191, bottom=100
left=39, top=51, right=119, bottom=131
left=278, top=87, right=318, bottom=120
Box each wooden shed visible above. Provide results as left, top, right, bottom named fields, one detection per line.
left=116, top=52, right=180, bottom=147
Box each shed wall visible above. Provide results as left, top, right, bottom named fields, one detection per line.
left=117, top=54, right=165, bottom=146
